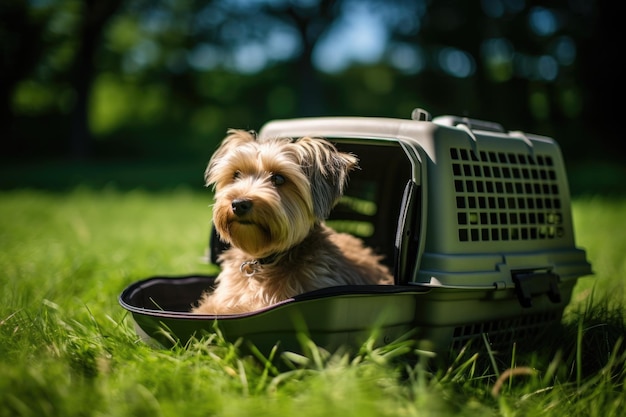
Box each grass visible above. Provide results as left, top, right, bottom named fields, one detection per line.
left=0, top=187, right=625, bottom=416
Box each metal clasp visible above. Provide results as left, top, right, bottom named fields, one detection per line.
left=240, top=260, right=259, bottom=277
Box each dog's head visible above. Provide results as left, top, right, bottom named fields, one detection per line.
left=205, top=129, right=357, bottom=258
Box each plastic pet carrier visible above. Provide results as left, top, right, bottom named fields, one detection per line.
left=120, top=109, right=592, bottom=356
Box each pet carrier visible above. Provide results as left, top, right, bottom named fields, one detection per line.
left=120, top=109, right=592, bottom=356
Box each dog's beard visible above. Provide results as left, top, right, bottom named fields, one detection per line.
left=226, top=221, right=272, bottom=256
left=213, top=184, right=314, bottom=258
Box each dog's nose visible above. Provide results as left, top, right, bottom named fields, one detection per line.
left=231, top=198, right=253, bottom=216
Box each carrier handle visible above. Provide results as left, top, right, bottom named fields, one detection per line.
left=433, top=115, right=505, bottom=133
left=512, top=270, right=562, bottom=308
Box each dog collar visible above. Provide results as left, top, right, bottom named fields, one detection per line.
left=239, top=253, right=282, bottom=277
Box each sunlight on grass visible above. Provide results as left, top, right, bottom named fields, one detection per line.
left=0, top=189, right=624, bottom=416
left=570, top=198, right=626, bottom=307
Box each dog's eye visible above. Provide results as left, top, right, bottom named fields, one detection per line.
left=270, top=174, right=285, bottom=186
left=233, top=171, right=241, bottom=180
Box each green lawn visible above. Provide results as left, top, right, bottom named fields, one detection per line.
left=1, top=188, right=624, bottom=417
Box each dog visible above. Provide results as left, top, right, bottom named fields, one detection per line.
left=192, top=129, right=393, bottom=315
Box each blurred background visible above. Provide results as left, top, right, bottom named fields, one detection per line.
left=1, top=0, right=623, bottom=193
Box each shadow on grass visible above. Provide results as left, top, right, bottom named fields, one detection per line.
left=567, top=162, right=626, bottom=197
left=0, top=158, right=209, bottom=192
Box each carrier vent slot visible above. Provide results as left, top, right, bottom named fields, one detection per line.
left=450, top=311, right=559, bottom=351
left=450, top=147, right=565, bottom=243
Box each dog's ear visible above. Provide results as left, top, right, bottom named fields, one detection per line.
left=294, top=137, right=358, bottom=219
left=205, top=129, right=256, bottom=187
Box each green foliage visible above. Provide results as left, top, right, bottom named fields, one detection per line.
left=4, top=1, right=617, bottom=163
left=0, top=189, right=624, bottom=416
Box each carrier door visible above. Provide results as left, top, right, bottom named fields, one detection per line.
left=393, top=180, right=421, bottom=284
left=330, top=140, right=413, bottom=278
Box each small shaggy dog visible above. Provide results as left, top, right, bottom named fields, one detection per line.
left=192, top=129, right=393, bottom=315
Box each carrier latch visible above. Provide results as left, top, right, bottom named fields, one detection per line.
left=512, top=270, right=561, bottom=308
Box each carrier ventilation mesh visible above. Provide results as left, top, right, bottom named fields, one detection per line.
left=450, top=311, right=560, bottom=351
left=450, top=148, right=565, bottom=243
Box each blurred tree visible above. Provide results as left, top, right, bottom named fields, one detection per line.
left=321, top=0, right=603, bottom=160
left=157, top=0, right=368, bottom=114
left=0, top=0, right=616, bottom=164
left=1, top=0, right=123, bottom=158
left=0, top=1, right=49, bottom=148
left=578, top=0, right=624, bottom=158
left=70, top=0, right=124, bottom=158
left=265, top=0, right=338, bottom=116
left=405, top=0, right=597, bottom=158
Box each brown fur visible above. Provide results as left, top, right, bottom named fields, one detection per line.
left=192, top=129, right=393, bottom=315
